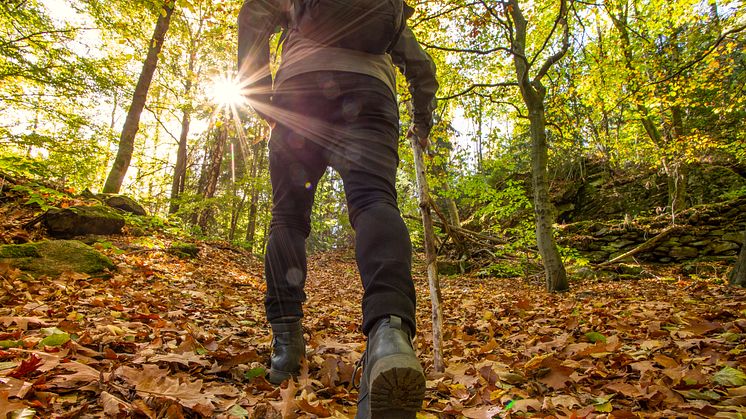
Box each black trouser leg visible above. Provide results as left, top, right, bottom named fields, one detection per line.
left=263, top=72, right=416, bottom=336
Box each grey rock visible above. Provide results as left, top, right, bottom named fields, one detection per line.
left=670, top=246, right=699, bottom=259
left=712, top=241, right=740, bottom=254
left=101, top=194, right=147, bottom=216
left=43, top=205, right=125, bottom=238
left=722, top=231, right=745, bottom=243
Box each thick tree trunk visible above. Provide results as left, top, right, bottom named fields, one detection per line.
left=411, top=136, right=445, bottom=373
left=729, top=228, right=746, bottom=287
left=103, top=2, right=175, bottom=193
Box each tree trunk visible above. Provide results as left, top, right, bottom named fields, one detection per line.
left=245, top=138, right=267, bottom=250
left=729, top=228, right=746, bottom=287
left=103, top=1, right=175, bottom=193
left=197, top=124, right=227, bottom=232
left=509, top=0, right=568, bottom=292
left=442, top=181, right=461, bottom=227
left=527, top=96, right=568, bottom=292
left=169, top=51, right=196, bottom=214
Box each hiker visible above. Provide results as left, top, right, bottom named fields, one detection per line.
left=237, top=0, right=438, bottom=417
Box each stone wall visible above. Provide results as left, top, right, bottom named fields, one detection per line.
left=558, top=197, right=746, bottom=264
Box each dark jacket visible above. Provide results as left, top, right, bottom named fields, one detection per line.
left=237, top=0, right=438, bottom=137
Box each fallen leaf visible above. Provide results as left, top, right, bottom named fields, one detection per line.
left=101, top=391, right=132, bottom=416
left=714, top=367, right=746, bottom=387
left=461, top=405, right=502, bottom=418
left=7, top=354, right=42, bottom=378
left=0, top=390, right=26, bottom=417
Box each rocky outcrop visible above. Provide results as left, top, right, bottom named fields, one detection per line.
left=43, top=205, right=125, bottom=238
left=559, top=197, right=746, bottom=264
left=0, top=240, right=114, bottom=277
left=552, top=163, right=746, bottom=223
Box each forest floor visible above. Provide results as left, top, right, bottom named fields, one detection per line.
left=2, top=211, right=746, bottom=417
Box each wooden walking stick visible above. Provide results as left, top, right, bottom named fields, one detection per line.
left=410, top=134, right=445, bottom=373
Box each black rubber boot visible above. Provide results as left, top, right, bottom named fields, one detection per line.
left=268, top=317, right=305, bottom=385
left=355, top=315, right=425, bottom=419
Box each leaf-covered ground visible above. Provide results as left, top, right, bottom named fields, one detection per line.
left=2, top=228, right=746, bottom=417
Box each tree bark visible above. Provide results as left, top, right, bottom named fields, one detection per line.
left=509, top=0, right=569, bottom=292
left=245, top=137, right=267, bottom=250
left=729, top=228, right=746, bottom=287
left=411, top=136, right=445, bottom=373
left=197, top=123, right=227, bottom=232
left=169, top=50, right=197, bottom=214
left=103, top=1, right=175, bottom=193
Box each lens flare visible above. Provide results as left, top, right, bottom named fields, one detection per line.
left=210, top=75, right=245, bottom=107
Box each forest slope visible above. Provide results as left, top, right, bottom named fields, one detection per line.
left=2, top=222, right=746, bottom=417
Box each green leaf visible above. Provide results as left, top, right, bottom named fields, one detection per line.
left=585, top=331, right=607, bottom=343
left=39, top=332, right=70, bottom=347
left=40, top=327, right=65, bottom=336
left=675, top=389, right=721, bottom=401
left=244, top=367, right=266, bottom=380
left=713, top=367, right=746, bottom=387
left=594, top=401, right=613, bottom=412
left=0, top=361, right=18, bottom=370
left=0, top=340, right=23, bottom=349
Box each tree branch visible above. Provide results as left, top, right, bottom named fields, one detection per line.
left=438, top=82, right=518, bottom=101
left=534, top=0, right=570, bottom=82
left=419, top=41, right=512, bottom=56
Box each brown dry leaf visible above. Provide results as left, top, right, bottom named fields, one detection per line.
left=100, top=391, right=132, bottom=416
left=0, top=316, right=49, bottom=330
left=606, top=381, right=642, bottom=398
left=297, top=389, right=332, bottom=417
left=132, top=399, right=157, bottom=419
left=148, top=352, right=210, bottom=367
left=45, top=361, right=103, bottom=389
left=511, top=398, right=541, bottom=413
left=118, top=364, right=214, bottom=413
left=537, top=357, right=573, bottom=390
left=461, top=405, right=502, bottom=418
left=550, top=394, right=581, bottom=409
left=0, top=390, right=26, bottom=417
left=319, top=357, right=340, bottom=388
left=275, top=379, right=298, bottom=419
left=1, top=377, right=33, bottom=399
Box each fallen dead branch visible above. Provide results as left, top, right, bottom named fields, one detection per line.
left=598, top=225, right=686, bottom=267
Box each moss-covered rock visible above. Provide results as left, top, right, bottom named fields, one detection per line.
left=168, top=242, right=200, bottom=258
left=100, top=194, right=147, bottom=216
left=43, top=205, right=125, bottom=238
left=0, top=240, right=114, bottom=277
left=0, top=243, right=40, bottom=258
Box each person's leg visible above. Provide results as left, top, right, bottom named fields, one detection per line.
left=325, top=72, right=416, bottom=336
left=264, top=125, right=328, bottom=323
left=323, top=72, right=423, bottom=418
left=264, top=75, right=331, bottom=383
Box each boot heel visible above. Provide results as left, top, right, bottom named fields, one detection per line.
left=368, top=353, right=425, bottom=417
left=269, top=368, right=293, bottom=384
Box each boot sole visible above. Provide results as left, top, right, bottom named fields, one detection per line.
left=368, top=353, right=425, bottom=418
